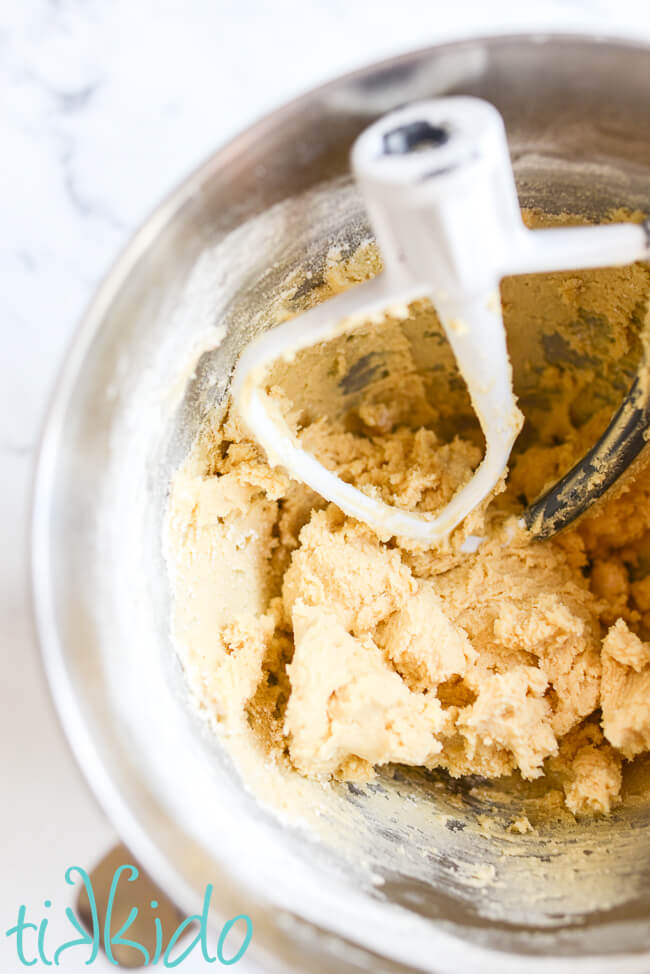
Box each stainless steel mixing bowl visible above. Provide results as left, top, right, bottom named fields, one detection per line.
left=32, top=34, right=650, bottom=974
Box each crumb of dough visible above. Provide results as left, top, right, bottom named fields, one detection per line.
left=508, top=816, right=535, bottom=834
left=602, top=620, right=650, bottom=759
left=167, top=214, right=650, bottom=817
left=549, top=722, right=622, bottom=816
left=566, top=746, right=622, bottom=816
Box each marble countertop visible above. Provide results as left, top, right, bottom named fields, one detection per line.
left=2, top=1, right=649, bottom=970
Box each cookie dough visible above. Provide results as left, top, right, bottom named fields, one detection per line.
left=168, top=214, right=650, bottom=817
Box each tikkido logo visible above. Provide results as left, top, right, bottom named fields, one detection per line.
left=5, top=865, right=253, bottom=967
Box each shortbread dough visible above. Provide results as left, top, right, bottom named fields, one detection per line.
left=168, top=212, right=650, bottom=817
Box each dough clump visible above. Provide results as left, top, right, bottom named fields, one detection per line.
left=168, top=228, right=650, bottom=817
left=169, top=402, right=650, bottom=816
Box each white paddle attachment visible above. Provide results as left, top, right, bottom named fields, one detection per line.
left=232, top=98, right=650, bottom=542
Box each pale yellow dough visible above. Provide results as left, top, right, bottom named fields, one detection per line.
left=168, top=214, right=650, bottom=818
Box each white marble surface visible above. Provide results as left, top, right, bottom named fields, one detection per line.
left=2, top=1, right=649, bottom=970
